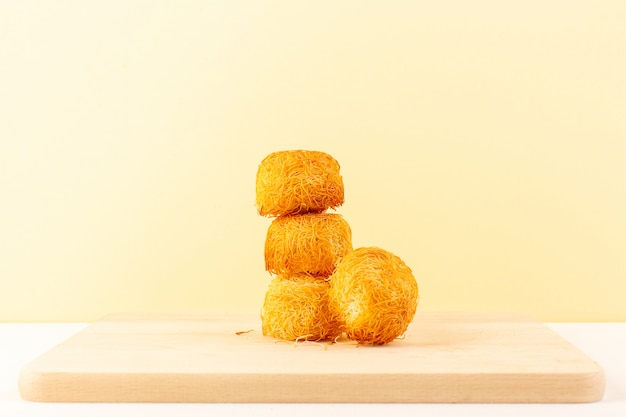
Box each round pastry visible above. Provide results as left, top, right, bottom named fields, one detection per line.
left=329, top=247, right=419, bottom=345
left=261, top=275, right=341, bottom=341
left=264, top=213, right=353, bottom=278
left=256, top=150, right=344, bottom=217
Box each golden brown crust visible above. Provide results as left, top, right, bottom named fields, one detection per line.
left=329, top=247, right=419, bottom=345
left=256, top=150, right=344, bottom=217
left=261, top=275, right=342, bottom=341
left=264, top=213, right=353, bottom=278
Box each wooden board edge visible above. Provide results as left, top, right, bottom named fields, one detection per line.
left=19, top=368, right=606, bottom=404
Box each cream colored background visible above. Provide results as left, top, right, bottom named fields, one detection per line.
left=1, top=1, right=625, bottom=322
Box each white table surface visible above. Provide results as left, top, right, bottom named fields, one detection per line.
left=1, top=321, right=625, bottom=417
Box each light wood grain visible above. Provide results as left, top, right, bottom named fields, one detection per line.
left=18, top=312, right=605, bottom=403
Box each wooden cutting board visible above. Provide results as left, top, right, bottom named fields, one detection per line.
left=19, top=312, right=604, bottom=403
